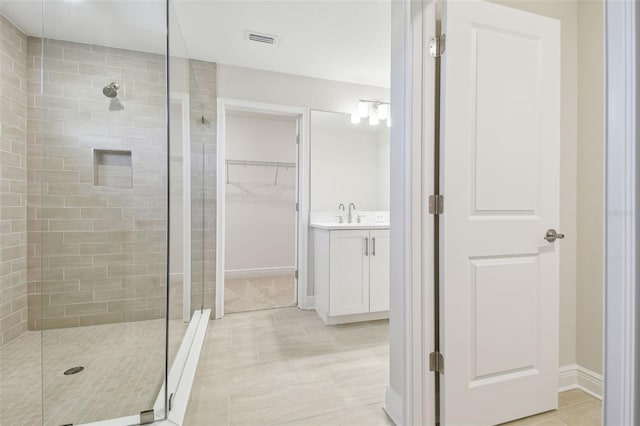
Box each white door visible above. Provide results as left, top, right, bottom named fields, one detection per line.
left=329, top=230, right=370, bottom=316
left=369, top=229, right=390, bottom=312
left=439, top=1, right=561, bottom=424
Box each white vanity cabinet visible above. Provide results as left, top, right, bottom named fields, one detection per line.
left=312, top=225, right=390, bottom=324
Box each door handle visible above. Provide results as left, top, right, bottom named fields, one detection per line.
left=372, top=237, right=376, bottom=256
left=544, top=229, right=565, bottom=243
left=364, top=237, right=369, bottom=256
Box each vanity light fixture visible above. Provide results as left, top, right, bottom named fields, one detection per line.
left=358, top=101, right=369, bottom=118
left=377, top=103, right=389, bottom=120
left=354, top=99, right=391, bottom=126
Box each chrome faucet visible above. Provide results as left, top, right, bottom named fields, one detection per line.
left=348, top=203, right=356, bottom=223
left=336, top=203, right=345, bottom=223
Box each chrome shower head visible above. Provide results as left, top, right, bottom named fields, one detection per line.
left=102, top=82, right=120, bottom=98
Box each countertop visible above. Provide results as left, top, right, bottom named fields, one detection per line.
left=310, top=222, right=390, bottom=230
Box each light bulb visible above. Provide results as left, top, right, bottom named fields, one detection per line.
left=377, top=103, right=389, bottom=120
left=358, top=101, right=369, bottom=118
left=350, top=114, right=360, bottom=124
left=369, top=115, right=379, bottom=126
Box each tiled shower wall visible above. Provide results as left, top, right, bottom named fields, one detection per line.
left=0, top=16, right=28, bottom=345
left=189, top=60, right=217, bottom=318
left=26, top=38, right=170, bottom=329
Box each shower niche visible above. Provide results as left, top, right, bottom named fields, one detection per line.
left=93, top=149, right=133, bottom=188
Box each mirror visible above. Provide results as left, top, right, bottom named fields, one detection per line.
left=310, top=110, right=390, bottom=212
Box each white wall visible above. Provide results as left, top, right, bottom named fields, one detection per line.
left=218, top=64, right=390, bottom=114
left=225, top=112, right=297, bottom=273
left=576, top=0, right=604, bottom=376
left=310, top=111, right=390, bottom=211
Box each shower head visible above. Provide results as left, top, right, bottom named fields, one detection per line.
left=102, top=82, right=120, bottom=98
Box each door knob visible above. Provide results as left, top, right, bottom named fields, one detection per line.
left=544, top=229, right=565, bottom=243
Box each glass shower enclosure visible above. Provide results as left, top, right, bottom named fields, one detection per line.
left=0, top=0, right=215, bottom=424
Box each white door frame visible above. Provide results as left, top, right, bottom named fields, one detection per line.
left=384, top=0, right=436, bottom=425
left=169, top=92, right=192, bottom=323
left=215, top=98, right=310, bottom=319
left=604, top=0, right=640, bottom=423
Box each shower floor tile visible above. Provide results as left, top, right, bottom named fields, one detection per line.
left=0, top=319, right=188, bottom=426
left=224, top=274, right=296, bottom=314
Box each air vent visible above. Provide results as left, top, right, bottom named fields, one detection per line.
left=245, top=30, right=279, bottom=46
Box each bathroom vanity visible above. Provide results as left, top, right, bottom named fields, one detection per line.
left=311, top=223, right=390, bottom=325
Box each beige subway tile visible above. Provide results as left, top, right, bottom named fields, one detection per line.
left=78, top=311, right=122, bottom=326
left=93, top=287, right=136, bottom=301
left=63, top=266, right=107, bottom=280
left=49, top=219, right=93, bottom=231
left=65, top=301, right=107, bottom=316
left=49, top=290, right=93, bottom=306
left=34, top=316, right=79, bottom=330
left=63, top=231, right=108, bottom=244
left=63, top=48, right=107, bottom=66
left=78, top=277, right=123, bottom=291
left=106, top=298, right=147, bottom=312
left=106, top=265, right=147, bottom=278
left=122, top=308, right=163, bottom=322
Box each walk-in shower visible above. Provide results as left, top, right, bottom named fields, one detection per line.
left=0, top=1, right=217, bottom=424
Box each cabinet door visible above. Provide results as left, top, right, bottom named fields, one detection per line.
left=329, top=230, right=370, bottom=316
left=369, top=229, right=390, bottom=312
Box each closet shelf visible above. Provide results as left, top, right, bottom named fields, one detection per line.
left=225, top=159, right=296, bottom=168
left=225, top=159, right=296, bottom=185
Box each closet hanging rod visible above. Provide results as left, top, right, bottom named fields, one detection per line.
left=226, top=159, right=296, bottom=168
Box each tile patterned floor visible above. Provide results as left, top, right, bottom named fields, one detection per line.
left=0, top=319, right=188, bottom=426
left=224, top=274, right=296, bottom=314
left=506, top=389, right=602, bottom=426
left=185, top=307, right=602, bottom=426
left=184, top=307, right=392, bottom=426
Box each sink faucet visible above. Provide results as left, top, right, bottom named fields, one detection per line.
left=337, top=204, right=345, bottom=223
left=348, top=203, right=356, bottom=223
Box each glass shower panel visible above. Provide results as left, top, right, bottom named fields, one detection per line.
left=166, top=2, right=201, bottom=408
left=36, top=1, right=168, bottom=424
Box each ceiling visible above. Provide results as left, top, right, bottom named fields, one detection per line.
left=0, top=0, right=391, bottom=88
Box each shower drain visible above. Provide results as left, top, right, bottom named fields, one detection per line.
left=63, top=366, right=84, bottom=376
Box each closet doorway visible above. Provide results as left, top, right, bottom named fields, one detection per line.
left=216, top=100, right=306, bottom=317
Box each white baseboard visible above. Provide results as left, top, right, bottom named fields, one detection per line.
left=225, top=266, right=295, bottom=280
left=558, top=364, right=603, bottom=400
left=300, top=296, right=315, bottom=310
left=384, top=386, right=403, bottom=426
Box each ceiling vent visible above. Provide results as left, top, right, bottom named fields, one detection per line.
left=245, top=30, right=279, bottom=46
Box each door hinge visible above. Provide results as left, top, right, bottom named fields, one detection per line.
left=140, top=409, right=155, bottom=425
left=295, top=202, right=299, bottom=212
left=429, top=35, right=446, bottom=58
left=428, top=194, right=444, bottom=215
left=168, top=392, right=174, bottom=411
left=296, top=135, right=300, bottom=144
left=429, top=351, right=444, bottom=374
left=295, top=270, right=298, bottom=279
